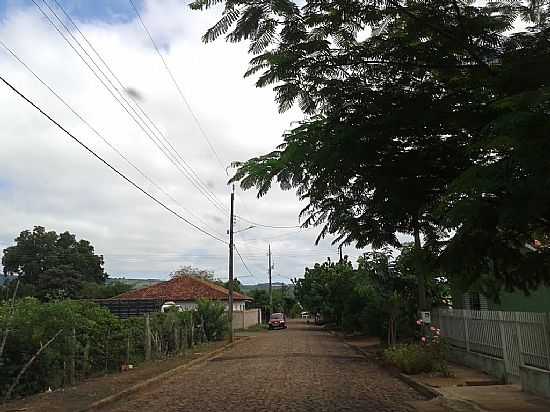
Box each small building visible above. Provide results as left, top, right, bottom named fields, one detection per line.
left=104, top=275, right=252, bottom=314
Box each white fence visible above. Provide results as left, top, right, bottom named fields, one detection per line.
left=436, top=309, right=550, bottom=380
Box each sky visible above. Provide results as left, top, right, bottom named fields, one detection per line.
left=0, top=0, right=371, bottom=284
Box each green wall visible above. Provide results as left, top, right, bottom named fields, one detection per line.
left=489, top=286, right=550, bottom=313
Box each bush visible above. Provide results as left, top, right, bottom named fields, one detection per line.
left=384, top=341, right=447, bottom=375
left=194, top=299, right=228, bottom=341
left=0, top=298, right=221, bottom=399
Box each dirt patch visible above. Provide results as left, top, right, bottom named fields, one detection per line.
left=0, top=340, right=228, bottom=412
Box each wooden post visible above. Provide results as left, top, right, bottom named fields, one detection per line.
left=83, top=338, right=90, bottom=377
left=190, top=318, right=194, bottom=348
left=70, top=328, right=76, bottom=385
left=174, top=327, right=179, bottom=354
left=145, top=314, right=151, bottom=361
left=126, top=330, right=131, bottom=365
left=104, top=329, right=110, bottom=372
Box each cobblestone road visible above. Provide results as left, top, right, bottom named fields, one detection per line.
left=105, top=320, right=422, bottom=412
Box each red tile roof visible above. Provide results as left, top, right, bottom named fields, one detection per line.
left=113, top=276, right=252, bottom=301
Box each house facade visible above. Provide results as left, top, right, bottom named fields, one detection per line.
left=452, top=287, right=550, bottom=313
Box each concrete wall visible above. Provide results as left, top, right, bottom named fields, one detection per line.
left=232, top=309, right=261, bottom=330
left=520, top=365, right=550, bottom=398
left=448, top=347, right=508, bottom=383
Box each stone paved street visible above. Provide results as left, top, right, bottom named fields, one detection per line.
left=104, top=320, right=423, bottom=412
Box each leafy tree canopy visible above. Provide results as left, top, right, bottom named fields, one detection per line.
left=170, top=265, right=216, bottom=281
left=2, top=226, right=107, bottom=299
left=193, top=0, right=550, bottom=296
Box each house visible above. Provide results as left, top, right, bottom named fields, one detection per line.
left=111, top=275, right=253, bottom=312
left=452, top=287, right=550, bottom=312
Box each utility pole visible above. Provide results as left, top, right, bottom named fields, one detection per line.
left=228, top=186, right=235, bottom=343
left=339, top=244, right=343, bottom=263
left=268, top=244, right=272, bottom=314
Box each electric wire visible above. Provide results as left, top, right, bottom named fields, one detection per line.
left=0, top=74, right=228, bottom=245
left=127, top=0, right=227, bottom=176
left=33, top=0, right=228, bottom=217
left=0, top=39, right=226, bottom=238
left=49, top=0, right=228, bottom=215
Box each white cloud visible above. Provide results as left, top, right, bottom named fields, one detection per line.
left=0, top=0, right=366, bottom=283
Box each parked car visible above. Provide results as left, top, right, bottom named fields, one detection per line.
left=268, top=312, right=287, bottom=330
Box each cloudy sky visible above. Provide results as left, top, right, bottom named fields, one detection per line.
left=0, top=0, right=368, bottom=284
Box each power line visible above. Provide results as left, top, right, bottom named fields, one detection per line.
left=33, top=0, right=229, bottom=217
left=127, top=0, right=228, bottom=176
left=49, top=0, right=228, bottom=215
left=234, top=245, right=257, bottom=279
left=0, top=39, right=226, bottom=239
left=0, top=74, right=228, bottom=245
left=234, top=214, right=302, bottom=229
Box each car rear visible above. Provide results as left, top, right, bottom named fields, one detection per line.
left=268, top=313, right=286, bottom=329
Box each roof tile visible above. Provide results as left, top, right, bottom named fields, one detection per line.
left=113, top=276, right=252, bottom=301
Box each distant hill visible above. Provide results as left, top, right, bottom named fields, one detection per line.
left=107, top=277, right=162, bottom=290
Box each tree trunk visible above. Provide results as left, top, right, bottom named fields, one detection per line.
left=413, top=223, right=428, bottom=311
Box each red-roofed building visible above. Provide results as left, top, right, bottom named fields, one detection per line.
left=113, top=275, right=253, bottom=312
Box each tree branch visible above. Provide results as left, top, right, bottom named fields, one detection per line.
left=3, top=329, right=64, bottom=402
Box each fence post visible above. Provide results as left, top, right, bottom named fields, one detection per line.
left=145, top=314, right=151, bottom=361
left=463, top=310, right=470, bottom=352
left=126, top=330, right=131, bottom=365
left=544, top=313, right=550, bottom=371
left=190, top=318, right=194, bottom=348
left=498, top=311, right=511, bottom=379
left=514, top=312, right=525, bottom=367
left=70, top=328, right=76, bottom=386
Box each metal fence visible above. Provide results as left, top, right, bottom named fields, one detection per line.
left=436, top=309, right=550, bottom=380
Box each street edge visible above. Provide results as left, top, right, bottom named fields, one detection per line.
left=396, top=373, right=441, bottom=400
left=79, top=337, right=249, bottom=412
left=334, top=332, right=440, bottom=400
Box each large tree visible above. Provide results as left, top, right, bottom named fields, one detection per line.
left=2, top=226, right=107, bottom=299
left=192, top=0, right=550, bottom=299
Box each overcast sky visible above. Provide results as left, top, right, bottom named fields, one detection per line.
left=0, top=0, right=369, bottom=284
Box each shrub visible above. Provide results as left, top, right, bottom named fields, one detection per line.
left=0, top=298, right=215, bottom=399
left=384, top=340, right=447, bottom=375
left=195, top=299, right=228, bottom=341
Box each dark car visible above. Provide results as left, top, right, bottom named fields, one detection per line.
left=268, top=313, right=287, bottom=330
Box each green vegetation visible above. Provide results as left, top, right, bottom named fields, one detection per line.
left=1, top=226, right=108, bottom=300
left=193, top=0, right=550, bottom=301
left=384, top=342, right=447, bottom=375
left=247, top=286, right=300, bottom=318
left=294, top=249, right=448, bottom=342
left=0, top=298, right=228, bottom=400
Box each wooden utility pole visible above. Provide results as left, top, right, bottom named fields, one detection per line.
left=228, top=186, right=235, bottom=342
left=268, top=244, right=272, bottom=314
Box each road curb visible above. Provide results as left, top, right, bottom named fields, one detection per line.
left=78, top=337, right=249, bottom=412
left=396, top=373, right=441, bottom=400
left=340, top=336, right=440, bottom=401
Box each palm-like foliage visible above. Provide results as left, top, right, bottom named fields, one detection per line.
left=194, top=0, right=550, bottom=296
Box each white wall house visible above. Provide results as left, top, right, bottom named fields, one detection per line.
left=114, top=275, right=253, bottom=315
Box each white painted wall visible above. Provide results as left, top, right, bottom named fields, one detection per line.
left=171, top=300, right=246, bottom=311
